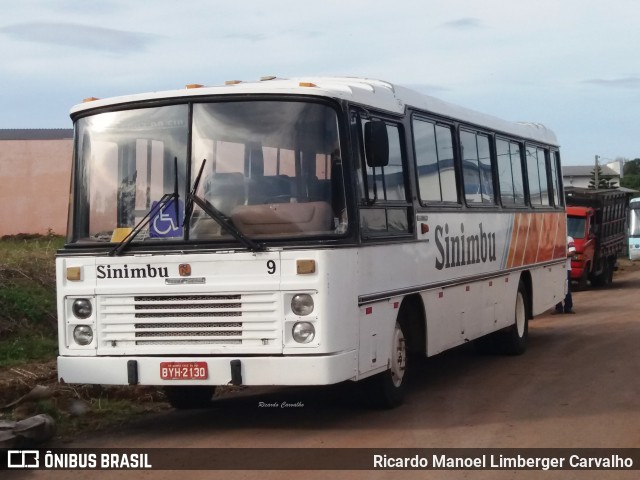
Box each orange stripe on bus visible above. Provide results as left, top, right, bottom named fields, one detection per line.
left=523, top=214, right=540, bottom=265
left=507, top=213, right=521, bottom=268
left=512, top=213, right=530, bottom=268
left=537, top=213, right=555, bottom=262
left=554, top=212, right=568, bottom=259
left=506, top=212, right=566, bottom=268
left=547, top=214, right=560, bottom=260
left=549, top=213, right=558, bottom=260
left=535, top=213, right=545, bottom=262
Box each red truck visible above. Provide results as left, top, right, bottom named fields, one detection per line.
left=565, top=187, right=629, bottom=287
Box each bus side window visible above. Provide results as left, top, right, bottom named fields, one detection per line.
left=359, top=119, right=407, bottom=203
left=461, top=130, right=494, bottom=205
left=358, top=115, right=411, bottom=237
left=412, top=118, right=458, bottom=204
left=550, top=150, right=562, bottom=207
left=496, top=138, right=526, bottom=206
left=526, top=145, right=551, bottom=206
left=537, top=148, right=550, bottom=206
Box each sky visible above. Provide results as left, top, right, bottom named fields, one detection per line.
left=1, top=0, right=639, bottom=166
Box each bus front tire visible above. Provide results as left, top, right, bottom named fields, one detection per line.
left=365, top=321, right=408, bottom=409
left=164, top=385, right=216, bottom=409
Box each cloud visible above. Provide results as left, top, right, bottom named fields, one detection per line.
left=221, top=32, right=269, bottom=43
left=582, top=76, right=640, bottom=89
left=220, top=29, right=322, bottom=43
left=0, top=22, right=157, bottom=53
left=438, top=17, right=483, bottom=30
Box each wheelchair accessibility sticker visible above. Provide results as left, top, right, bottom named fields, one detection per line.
left=149, top=199, right=183, bottom=238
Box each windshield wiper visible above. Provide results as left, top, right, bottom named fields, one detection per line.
left=184, top=158, right=206, bottom=227
left=189, top=195, right=265, bottom=252
left=109, top=157, right=180, bottom=256
left=186, top=159, right=264, bottom=252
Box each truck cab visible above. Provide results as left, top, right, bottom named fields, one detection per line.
left=567, top=206, right=596, bottom=286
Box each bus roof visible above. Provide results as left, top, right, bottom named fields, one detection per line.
left=71, top=76, right=558, bottom=146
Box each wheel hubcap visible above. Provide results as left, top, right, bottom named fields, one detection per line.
left=390, top=324, right=407, bottom=387
left=515, top=291, right=525, bottom=337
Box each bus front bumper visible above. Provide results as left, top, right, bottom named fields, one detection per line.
left=57, top=351, right=358, bottom=387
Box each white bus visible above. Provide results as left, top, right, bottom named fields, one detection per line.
left=57, top=77, right=567, bottom=408
left=629, top=197, right=640, bottom=260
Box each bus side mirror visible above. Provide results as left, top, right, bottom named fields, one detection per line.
left=364, top=121, right=389, bottom=168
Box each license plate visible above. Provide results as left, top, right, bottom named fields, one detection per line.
left=160, top=361, right=209, bottom=380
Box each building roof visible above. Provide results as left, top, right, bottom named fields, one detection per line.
left=562, top=165, right=619, bottom=177
left=0, top=129, right=73, bottom=140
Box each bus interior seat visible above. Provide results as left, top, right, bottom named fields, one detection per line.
left=248, top=175, right=292, bottom=204
left=307, top=178, right=331, bottom=203
left=231, top=201, right=332, bottom=235
left=204, top=172, right=246, bottom=213
left=191, top=172, right=245, bottom=239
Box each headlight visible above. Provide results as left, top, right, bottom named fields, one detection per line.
left=72, top=298, right=92, bottom=319
left=292, top=322, right=315, bottom=344
left=291, top=294, right=314, bottom=316
left=73, top=325, right=94, bottom=345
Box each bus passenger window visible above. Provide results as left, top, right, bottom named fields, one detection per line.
left=526, top=145, right=551, bottom=206
left=537, top=148, right=550, bottom=206
left=385, top=127, right=405, bottom=201
left=551, top=151, right=563, bottom=207
left=358, top=116, right=411, bottom=238
left=412, top=119, right=458, bottom=204
left=361, top=121, right=407, bottom=202
left=461, top=131, right=494, bottom=204
left=496, top=139, right=525, bottom=205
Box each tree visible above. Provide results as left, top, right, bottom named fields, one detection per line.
left=623, top=158, right=640, bottom=176
left=621, top=158, right=640, bottom=190
left=588, top=165, right=617, bottom=189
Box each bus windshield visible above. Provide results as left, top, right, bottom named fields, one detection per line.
left=70, top=100, right=346, bottom=244
left=630, top=207, right=640, bottom=238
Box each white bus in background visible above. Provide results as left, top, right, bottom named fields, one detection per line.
left=57, top=77, right=567, bottom=409
left=628, top=197, right=640, bottom=260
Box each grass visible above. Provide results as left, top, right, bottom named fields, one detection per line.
left=0, top=333, right=58, bottom=368
left=0, top=234, right=62, bottom=366
left=0, top=233, right=64, bottom=362
left=0, top=234, right=171, bottom=440
left=29, top=394, right=168, bottom=438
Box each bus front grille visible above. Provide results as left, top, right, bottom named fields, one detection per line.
left=97, top=293, right=279, bottom=352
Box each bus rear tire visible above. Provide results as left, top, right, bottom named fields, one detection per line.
left=164, top=385, right=216, bottom=409
left=365, top=321, right=408, bottom=409
left=498, top=280, right=529, bottom=355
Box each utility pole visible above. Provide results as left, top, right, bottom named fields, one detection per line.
left=595, top=155, right=600, bottom=190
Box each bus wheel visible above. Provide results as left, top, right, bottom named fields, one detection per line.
left=164, top=386, right=215, bottom=409
left=366, top=321, right=408, bottom=409
left=499, top=280, right=529, bottom=355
